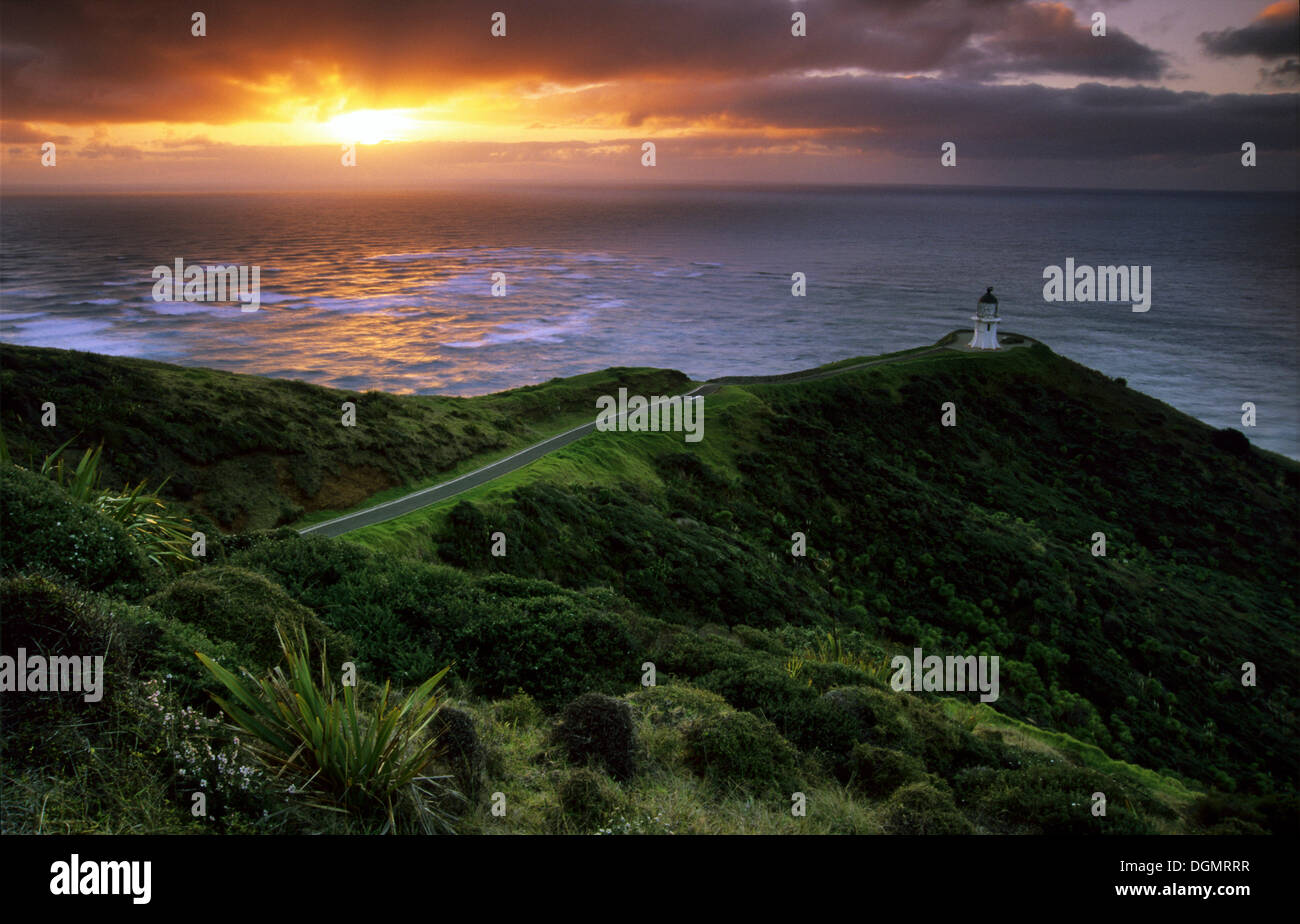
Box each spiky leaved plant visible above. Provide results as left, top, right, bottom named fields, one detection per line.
left=32, top=439, right=196, bottom=569
left=197, top=628, right=460, bottom=833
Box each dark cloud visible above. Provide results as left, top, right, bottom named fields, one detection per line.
left=1, top=0, right=1171, bottom=124
left=551, top=74, right=1297, bottom=159
left=1260, top=58, right=1300, bottom=88
left=969, top=2, right=1167, bottom=79
left=2, top=1, right=1289, bottom=189
left=1200, top=3, right=1300, bottom=59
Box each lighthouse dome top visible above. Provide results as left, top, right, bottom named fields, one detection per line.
left=977, top=286, right=998, bottom=319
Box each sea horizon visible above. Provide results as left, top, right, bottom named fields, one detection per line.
left=3, top=185, right=1296, bottom=458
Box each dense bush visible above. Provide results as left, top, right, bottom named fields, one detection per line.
left=1210, top=427, right=1251, bottom=457
left=145, top=566, right=348, bottom=671
left=0, top=575, right=144, bottom=757
left=232, top=534, right=485, bottom=682
left=1189, top=792, right=1299, bottom=835
left=4, top=341, right=1294, bottom=832
left=627, top=683, right=731, bottom=728
left=450, top=605, right=636, bottom=707
left=682, top=710, right=801, bottom=798
left=432, top=707, right=486, bottom=798
left=555, top=767, right=624, bottom=831
left=0, top=464, right=151, bottom=594
left=435, top=484, right=829, bottom=628
left=956, top=764, right=1160, bottom=834
left=553, top=693, right=639, bottom=780
left=884, top=782, right=975, bottom=835
left=844, top=744, right=928, bottom=797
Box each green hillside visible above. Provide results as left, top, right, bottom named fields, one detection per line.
left=1, top=336, right=1295, bottom=835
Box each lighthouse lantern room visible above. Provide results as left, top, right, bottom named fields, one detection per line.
left=970, top=287, right=1001, bottom=350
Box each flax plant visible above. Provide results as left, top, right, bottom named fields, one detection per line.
left=197, top=628, right=460, bottom=833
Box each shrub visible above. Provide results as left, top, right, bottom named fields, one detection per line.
left=697, top=661, right=863, bottom=757
left=553, top=693, right=639, bottom=781
left=1190, top=792, right=1298, bottom=835
left=884, top=782, right=975, bottom=835
left=894, top=696, right=1000, bottom=777
left=627, top=683, right=731, bottom=728
left=683, top=710, right=800, bottom=798
left=494, top=691, right=545, bottom=728
left=0, top=571, right=248, bottom=712
left=821, top=685, right=914, bottom=747
left=433, top=707, right=486, bottom=798
left=0, top=574, right=145, bottom=758
left=778, top=695, right=862, bottom=758
left=555, top=767, right=624, bottom=831
left=146, top=566, right=347, bottom=671
left=844, top=744, right=927, bottom=797
left=650, top=630, right=754, bottom=677
left=0, top=464, right=150, bottom=594
left=697, top=662, right=811, bottom=721
left=959, top=764, right=1159, bottom=834
left=451, top=606, right=636, bottom=707
left=800, top=660, right=879, bottom=691
left=731, top=625, right=786, bottom=655
left=34, top=443, right=197, bottom=571
left=1210, top=428, right=1250, bottom=457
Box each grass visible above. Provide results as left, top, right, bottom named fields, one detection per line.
left=291, top=376, right=719, bottom=531
left=940, top=699, right=1201, bottom=813
left=0, top=341, right=691, bottom=531
left=453, top=687, right=888, bottom=835
left=338, top=344, right=1063, bottom=559
left=3, top=333, right=1295, bottom=835
left=341, top=384, right=764, bottom=555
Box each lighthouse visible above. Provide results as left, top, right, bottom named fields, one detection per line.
left=969, top=287, right=1000, bottom=350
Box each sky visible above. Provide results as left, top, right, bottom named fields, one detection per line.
left=1, top=0, right=1297, bottom=190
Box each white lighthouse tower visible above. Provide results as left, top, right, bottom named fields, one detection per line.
left=969, top=286, right=1001, bottom=350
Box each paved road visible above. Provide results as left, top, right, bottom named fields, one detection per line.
left=299, top=382, right=720, bottom=538
left=297, top=338, right=1000, bottom=538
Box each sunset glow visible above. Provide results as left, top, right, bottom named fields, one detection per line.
left=327, top=109, right=416, bottom=145
left=0, top=0, right=1295, bottom=189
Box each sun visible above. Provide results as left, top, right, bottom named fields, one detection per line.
left=327, top=109, right=413, bottom=145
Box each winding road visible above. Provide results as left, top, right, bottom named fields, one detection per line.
left=299, top=382, right=720, bottom=538
left=297, top=337, right=1006, bottom=538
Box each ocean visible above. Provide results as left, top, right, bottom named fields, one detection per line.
left=2, top=185, right=1296, bottom=458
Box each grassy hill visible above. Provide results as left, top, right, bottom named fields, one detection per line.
left=1, top=336, right=1296, bottom=835
left=0, top=342, right=689, bottom=531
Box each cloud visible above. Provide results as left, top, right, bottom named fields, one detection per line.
left=1200, top=1, right=1300, bottom=59
left=1260, top=58, right=1300, bottom=88
left=513, top=73, right=1297, bottom=161
left=0, top=120, right=72, bottom=144
left=968, top=2, right=1167, bottom=79
left=1, top=1, right=1288, bottom=189
left=78, top=140, right=145, bottom=159
left=1, top=0, right=1172, bottom=125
